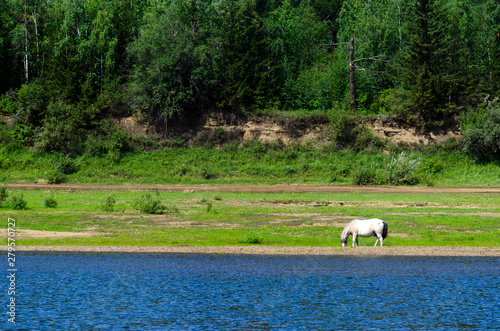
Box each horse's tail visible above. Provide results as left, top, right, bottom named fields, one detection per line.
left=382, top=221, right=388, bottom=239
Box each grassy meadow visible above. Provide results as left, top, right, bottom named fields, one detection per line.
left=1, top=140, right=500, bottom=187
left=2, top=189, right=499, bottom=247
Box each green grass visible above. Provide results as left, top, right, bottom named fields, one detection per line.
left=1, top=142, right=500, bottom=186
left=1, top=189, right=499, bottom=247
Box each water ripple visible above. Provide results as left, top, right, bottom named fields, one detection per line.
left=2, top=253, right=499, bottom=330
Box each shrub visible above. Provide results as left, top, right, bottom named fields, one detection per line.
left=0, top=185, right=8, bottom=207
left=352, top=165, right=385, bottom=186
left=84, top=133, right=107, bottom=157
left=32, top=101, right=84, bottom=154
left=84, top=122, right=130, bottom=161
left=330, top=110, right=358, bottom=147
left=205, top=201, right=213, bottom=212
left=197, top=167, right=218, bottom=180
left=11, top=193, right=27, bottom=210
left=102, top=195, right=116, bottom=212
left=54, top=156, right=78, bottom=175
left=43, top=195, right=58, bottom=208
left=45, top=169, right=65, bottom=184
left=134, top=191, right=164, bottom=214
left=329, top=110, right=384, bottom=151
left=386, top=152, right=421, bottom=185
left=462, top=98, right=500, bottom=162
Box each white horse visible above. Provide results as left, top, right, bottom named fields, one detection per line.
left=340, top=218, right=388, bottom=247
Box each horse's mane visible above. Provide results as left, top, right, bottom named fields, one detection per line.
left=341, top=220, right=355, bottom=237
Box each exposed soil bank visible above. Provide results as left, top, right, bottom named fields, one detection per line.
left=7, top=245, right=500, bottom=256
left=7, top=183, right=500, bottom=194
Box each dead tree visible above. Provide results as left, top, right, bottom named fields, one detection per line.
left=332, top=37, right=388, bottom=112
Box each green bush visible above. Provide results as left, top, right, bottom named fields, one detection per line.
left=84, top=133, right=107, bottom=157
left=54, top=156, right=78, bottom=175
left=83, top=123, right=130, bottom=162
left=386, top=152, right=421, bottom=185
left=205, top=201, right=213, bottom=213
left=0, top=185, right=8, bottom=207
left=352, top=165, right=385, bottom=186
left=462, top=98, right=500, bottom=162
left=11, top=193, right=27, bottom=210
left=329, top=110, right=383, bottom=151
left=102, top=195, right=116, bottom=212
left=43, top=195, right=58, bottom=208
left=45, top=169, right=66, bottom=184
left=330, top=110, right=358, bottom=147
left=33, top=101, right=84, bottom=154
left=134, top=191, right=164, bottom=214
left=0, top=95, right=17, bottom=115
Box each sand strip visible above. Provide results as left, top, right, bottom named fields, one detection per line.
left=3, top=245, right=499, bottom=256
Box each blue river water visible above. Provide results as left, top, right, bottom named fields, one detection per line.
left=2, top=252, right=499, bottom=330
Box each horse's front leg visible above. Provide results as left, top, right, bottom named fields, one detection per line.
left=352, top=233, right=358, bottom=247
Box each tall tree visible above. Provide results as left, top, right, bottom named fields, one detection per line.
left=128, top=2, right=198, bottom=133
left=217, top=0, right=276, bottom=111
left=397, top=0, right=460, bottom=124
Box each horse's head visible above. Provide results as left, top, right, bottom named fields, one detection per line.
left=340, top=235, right=347, bottom=247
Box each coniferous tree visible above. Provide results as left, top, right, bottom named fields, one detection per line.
left=397, top=0, right=460, bottom=125
left=217, top=0, right=276, bottom=111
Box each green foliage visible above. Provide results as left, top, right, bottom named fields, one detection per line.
left=0, top=0, right=500, bottom=131
left=44, top=195, right=58, bottom=208
left=102, top=195, right=116, bottom=212
left=45, top=169, right=66, bottom=184
left=352, top=165, right=385, bottom=186
left=0, top=185, right=8, bottom=206
left=0, top=95, right=16, bottom=115
left=205, top=201, right=213, bottom=213
left=11, top=192, right=27, bottom=210
left=134, top=191, right=164, bottom=214
left=32, top=101, right=85, bottom=154
left=217, top=0, right=277, bottom=111
left=396, top=0, right=464, bottom=125
left=84, top=122, right=130, bottom=162
left=127, top=1, right=217, bottom=131
left=462, top=98, right=500, bottom=162
left=386, top=152, right=421, bottom=185
left=330, top=110, right=383, bottom=151
left=370, top=88, right=411, bottom=116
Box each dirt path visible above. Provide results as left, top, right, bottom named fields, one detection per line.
left=7, top=183, right=500, bottom=194
left=6, top=245, right=500, bottom=256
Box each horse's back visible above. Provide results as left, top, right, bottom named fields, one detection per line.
left=356, top=218, right=387, bottom=237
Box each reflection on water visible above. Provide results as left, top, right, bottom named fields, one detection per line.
left=2, top=252, right=499, bottom=330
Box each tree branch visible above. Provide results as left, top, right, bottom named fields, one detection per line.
left=353, top=55, right=389, bottom=63
left=5, top=89, right=24, bottom=129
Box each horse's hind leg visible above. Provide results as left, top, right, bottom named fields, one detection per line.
left=375, top=233, right=383, bottom=246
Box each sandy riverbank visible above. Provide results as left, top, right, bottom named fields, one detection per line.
left=4, top=245, right=500, bottom=256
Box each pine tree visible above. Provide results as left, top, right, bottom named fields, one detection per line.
left=217, top=0, right=276, bottom=111
left=397, top=0, right=460, bottom=125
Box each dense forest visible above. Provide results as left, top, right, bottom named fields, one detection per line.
left=1, top=0, right=500, bottom=161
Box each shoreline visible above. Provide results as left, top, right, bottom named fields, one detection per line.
left=5, top=245, right=500, bottom=256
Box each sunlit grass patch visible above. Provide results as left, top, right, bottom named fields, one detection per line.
left=1, top=189, right=499, bottom=247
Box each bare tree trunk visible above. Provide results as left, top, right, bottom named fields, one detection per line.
left=24, top=0, right=29, bottom=85
left=349, top=36, right=356, bottom=111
